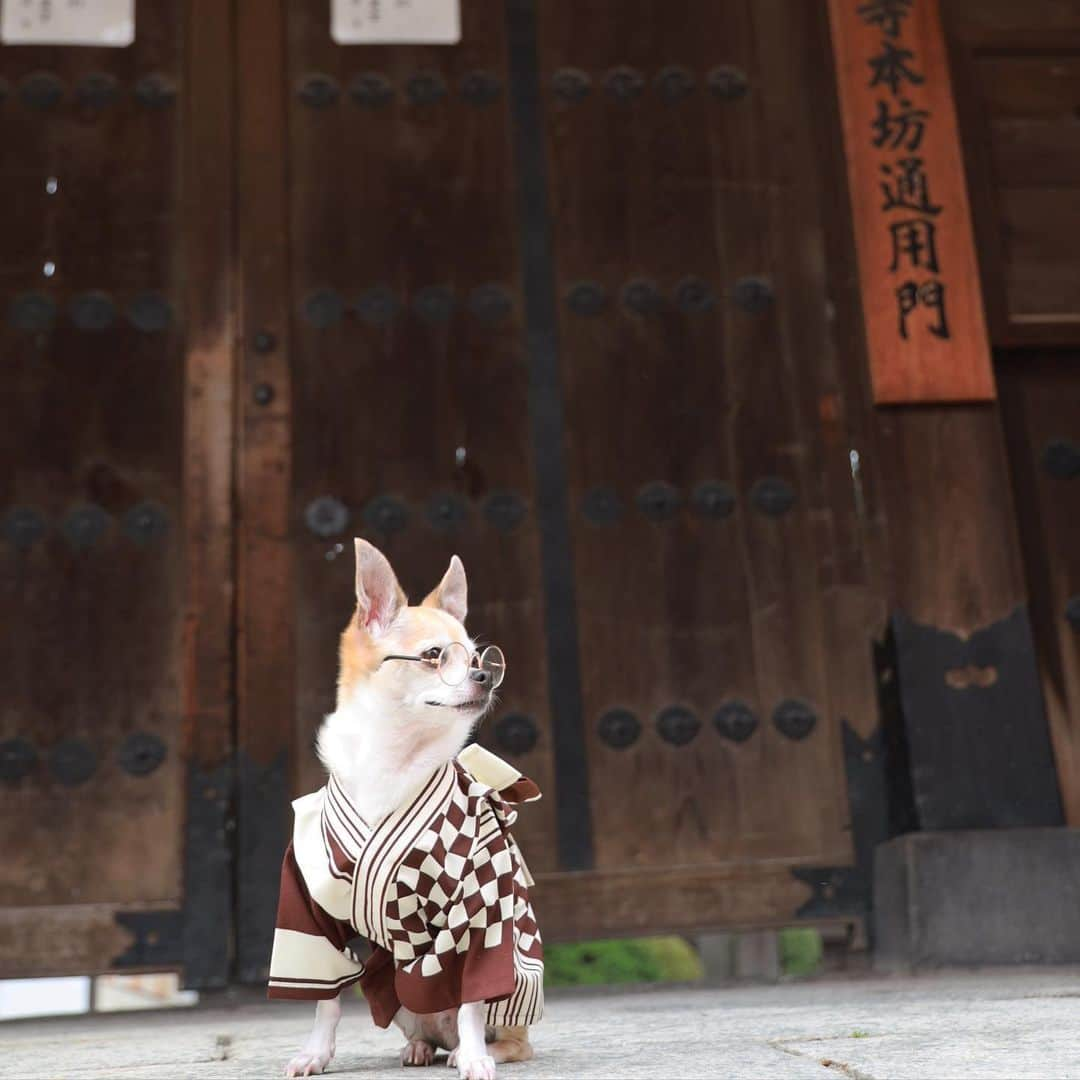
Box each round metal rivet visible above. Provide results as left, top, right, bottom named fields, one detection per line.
left=118, top=732, right=167, bottom=777
left=483, top=492, right=527, bottom=533
left=8, top=292, right=56, bottom=332
left=461, top=70, right=502, bottom=106
left=63, top=504, right=109, bottom=550
left=674, top=276, right=716, bottom=314
left=773, top=699, right=817, bottom=741
left=134, top=73, right=177, bottom=108
left=469, top=284, right=512, bottom=325
left=253, top=330, right=277, bottom=353
left=76, top=72, right=119, bottom=108
left=298, top=73, right=340, bottom=108
left=303, top=289, right=345, bottom=328
left=655, top=65, right=695, bottom=102
left=622, top=278, right=663, bottom=315
left=494, top=714, right=539, bottom=756
left=714, top=700, right=758, bottom=743
left=733, top=276, right=774, bottom=313
left=20, top=71, right=64, bottom=109
left=304, top=496, right=349, bottom=538
left=636, top=482, right=682, bottom=522
left=566, top=281, right=608, bottom=317
left=406, top=72, right=447, bottom=105
left=127, top=292, right=172, bottom=333
left=426, top=493, right=469, bottom=531
left=1042, top=440, right=1080, bottom=479
left=413, top=286, right=455, bottom=323
left=69, top=291, right=116, bottom=331
left=0, top=737, right=37, bottom=782
left=355, top=287, right=400, bottom=325
left=693, top=482, right=736, bottom=520
left=708, top=65, right=750, bottom=101
left=3, top=506, right=47, bottom=551
left=603, top=66, right=645, bottom=102
left=597, top=709, right=641, bottom=750
left=349, top=72, right=393, bottom=108
left=253, top=383, right=275, bottom=406
left=1065, top=596, right=1080, bottom=630
left=362, top=495, right=409, bottom=535
left=552, top=68, right=591, bottom=103
left=581, top=487, right=622, bottom=526
left=750, top=476, right=796, bottom=517
left=123, top=501, right=169, bottom=546
left=656, top=705, right=701, bottom=747
left=50, top=739, right=98, bottom=786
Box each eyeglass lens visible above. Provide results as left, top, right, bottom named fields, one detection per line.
left=435, top=643, right=506, bottom=688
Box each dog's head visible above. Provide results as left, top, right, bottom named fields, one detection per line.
left=335, top=539, right=496, bottom=732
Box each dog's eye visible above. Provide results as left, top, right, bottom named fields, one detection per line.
left=421, top=647, right=442, bottom=661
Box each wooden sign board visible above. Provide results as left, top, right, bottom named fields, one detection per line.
left=331, top=0, right=460, bottom=44
left=1, top=0, right=134, bottom=46
left=827, top=0, right=995, bottom=403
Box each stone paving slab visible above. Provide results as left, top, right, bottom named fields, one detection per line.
left=2, top=970, right=1079, bottom=1079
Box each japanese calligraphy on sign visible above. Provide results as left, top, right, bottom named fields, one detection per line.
left=331, top=0, right=460, bottom=44
left=827, top=0, right=994, bottom=403
left=1, top=0, right=134, bottom=46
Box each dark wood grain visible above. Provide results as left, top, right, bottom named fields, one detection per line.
left=946, top=0, right=1080, bottom=346
left=998, top=353, right=1080, bottom=824
left=533, top=0, right=859, bottom=877
left=0, top=2, right=186, bottom=925
left=179, top=0, right=236, bottom=988
left=235, top=0, right=295, bottom=981
left=283, top=0, right=558, bottom=872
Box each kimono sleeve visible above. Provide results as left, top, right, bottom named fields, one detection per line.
left=267, top=843, right=366, bottom=1000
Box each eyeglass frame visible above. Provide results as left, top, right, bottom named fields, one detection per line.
left=378, top=642, right=506, bottom=689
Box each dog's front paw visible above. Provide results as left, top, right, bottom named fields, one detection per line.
left=451, top=1053, right=496, bottom=1080
left=285, top=1048, right=333, bottom=1077
left=401, top=1039, right=435, bottom=1067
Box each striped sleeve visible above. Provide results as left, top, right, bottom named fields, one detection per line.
left=267, top=843, right=366, bottom=1000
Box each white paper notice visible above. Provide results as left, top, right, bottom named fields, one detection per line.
left=1, top=0, right=135, bottom=46
left=332, top=0, right=460, bottom=45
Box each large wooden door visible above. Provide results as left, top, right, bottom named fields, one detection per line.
left=229, top=0, right=886, bottom=982
left=0, top=1, right=234, bottom=984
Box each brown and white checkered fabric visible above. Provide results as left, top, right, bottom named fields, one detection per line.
left=268, top=748, right=543, bottom=1028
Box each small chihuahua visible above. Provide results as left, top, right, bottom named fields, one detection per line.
left=268, top=540, right=543, bottom=1079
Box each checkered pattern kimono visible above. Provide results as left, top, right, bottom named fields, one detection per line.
left=267, top=744, right=544, bottom=1029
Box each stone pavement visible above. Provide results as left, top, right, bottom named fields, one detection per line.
left=3, top=969, right=1079, bottom=1079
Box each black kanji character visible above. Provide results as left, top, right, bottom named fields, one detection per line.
left=870, top=98, right=929, bottom=151
left=896, top=279, right=950, bottom=339
left=880, top=157, right=942, bottom=215
left=868, top=41, right=925, bottom=96
left=857, top=0, right=913, bottom=39
left=888, top=218, right=939, bottom=273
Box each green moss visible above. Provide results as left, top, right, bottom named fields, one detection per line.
left=778, top=927, right=823, bottom=977
left=543, top=936, right=704, bottom=987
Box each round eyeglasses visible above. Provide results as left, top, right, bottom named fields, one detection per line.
left=380, top=642, right=506, bottom=689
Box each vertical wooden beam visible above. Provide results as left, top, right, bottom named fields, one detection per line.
left=234, top=0, right=295, bottom=982
left=822, top=2, right=1063, bottom=830
left=827, top=0, right=994, bottom=403
left=180, top=0, right=236, bottom=989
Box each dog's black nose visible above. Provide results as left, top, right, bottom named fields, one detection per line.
left=469, top=668, right=490, bottom=686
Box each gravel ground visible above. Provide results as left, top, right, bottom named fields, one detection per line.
left=3, top=969, right=1080, bottom=1079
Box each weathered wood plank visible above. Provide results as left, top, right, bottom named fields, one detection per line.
left=235, top=0, right=295, bottom=983
left=179, top=0, right=236, bottom=988
left=828, top=0, right=995, bottom=402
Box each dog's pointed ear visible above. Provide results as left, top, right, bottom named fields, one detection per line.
left=354, top=539, right=405, bottom=637
left=422, top=554, right=467, bottom=624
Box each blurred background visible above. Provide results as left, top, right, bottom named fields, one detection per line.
left=1, top=0, right=1078, bottom=1021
